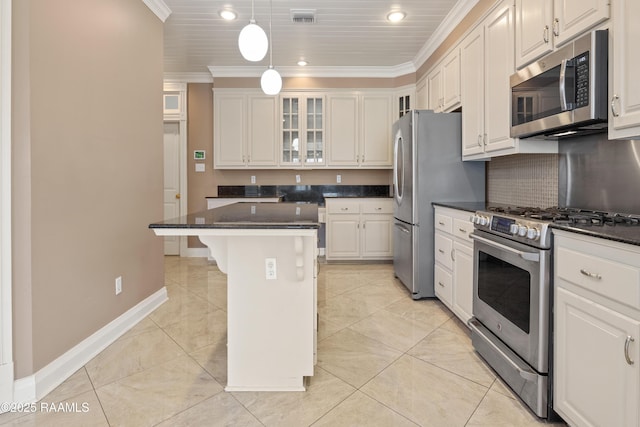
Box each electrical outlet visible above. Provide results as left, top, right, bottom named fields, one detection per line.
left=250, top=175, right=256, bottom=184
left=336, top=174, right=342, bottom=183
left=115, top=276, right=122, bottom=295
left=295, top=174, right=301, bottom=183
left=265, top=258, right=277, bottom=280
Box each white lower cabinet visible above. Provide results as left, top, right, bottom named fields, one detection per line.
left=553, top=231, right=640, bottom=427
left=434, top=206, right=475, bottom=324
left=325, top=198, right=393, bottom=261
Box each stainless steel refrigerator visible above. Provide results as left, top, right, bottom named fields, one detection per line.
left=393, top=110, right=485, bottom=299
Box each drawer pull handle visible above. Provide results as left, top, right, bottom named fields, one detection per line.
left=438, top=281, right=445, bottom=287
left=375, top=207, right=382, bottom=211
left=340, top=207, right=348, bottom=211
left=458, top=228, right=467, bottom=233
left=580, top=269, right=602, bottom=280
left=438, top=221, right=445, bottom=226
left=625, top=336, right=635, bottom=365
left=438, top=249, right=445, bottom=254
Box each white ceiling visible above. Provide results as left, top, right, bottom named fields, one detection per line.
left=161, top=0, right=478, bottom=79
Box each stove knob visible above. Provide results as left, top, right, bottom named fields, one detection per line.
left=471, top=215, right=479, bottom=225
left=526, top=227, right=541, bottom=240
left=509, top=223, right=519, bottom=235
left=517, top=225, right=527, bottom=237
left=480, top=216, right=489, bottom=226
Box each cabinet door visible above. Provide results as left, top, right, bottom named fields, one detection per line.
left=326, top=215, right=360, bottom=259
left=553, top=0, right=609, bottom=47
left=435, top=264, right=453, bottom=308
left=460, top=26, right=485, bottom=157
left=416, top=79, right=428, bottom=110
left=554, top=286, right=640, bottom=427
left=327, top=95, right=359, bottom=166
left=247, top=95, right=278, bottom=166
left=484, top=1, right=516, bottom=153
left=515, top=0, right=553, bottom=68
left=214, top=93, right=246, bottom=167
left=452, top=242, right=473, bottom=324
left=304, top=96, right=325, bottom=165
left=609, top=0, right=640, bottom=140
left=361, top=95, right=392, bottom=167
left=361, top=215, right=393, bottom=259
left=281, top=96, right=301, bottom=166
left=427, top=66, right=443, bottom=112
left=442, top=48, right=461, bottom=111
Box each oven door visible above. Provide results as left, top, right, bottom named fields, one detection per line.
left=470, top=231, right=550, bottom=373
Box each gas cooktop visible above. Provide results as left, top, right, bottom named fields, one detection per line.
left=486, top=206, right=640, bottom=226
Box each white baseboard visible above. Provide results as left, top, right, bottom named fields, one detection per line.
left=12, top=287, right=168, bottom=403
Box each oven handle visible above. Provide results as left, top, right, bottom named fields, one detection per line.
left=470, top=233, right=540, bottom=262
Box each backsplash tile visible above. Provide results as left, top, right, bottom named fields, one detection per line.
left=487, top=154, right=558, bottom=208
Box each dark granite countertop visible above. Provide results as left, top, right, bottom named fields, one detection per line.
left=150, top=202, right=319, bottom=230
left=432, top=201, right=487, bottom=213
left=551, top=223, right=640, bottom=247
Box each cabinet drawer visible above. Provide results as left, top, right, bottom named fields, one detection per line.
left=361, top=200, right=393, bottom=214
left=453, top=218, right=473, bottom=243
left=435, top=264, right=453, bottom=307
left=327, top=200, right=360, bottom=214
left=435, top=213, right=453, bottom=234
left=434, top=233, right=453, bottom=270
left=556, top=246, right=640, bottom=310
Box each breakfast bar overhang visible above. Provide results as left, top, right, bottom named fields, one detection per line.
left=149, top=202, right=319, bottom=392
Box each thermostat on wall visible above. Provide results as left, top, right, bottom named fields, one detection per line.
left=194, top=150, right=206, bottom=160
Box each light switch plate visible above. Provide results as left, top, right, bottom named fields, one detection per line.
left=195, top=163, right=205, bottom=172
left=296, top=175, right=301, bottom=183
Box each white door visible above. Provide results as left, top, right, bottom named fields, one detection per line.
left=163, top=122, right=181, bottom=255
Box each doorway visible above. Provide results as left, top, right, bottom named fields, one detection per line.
left=163, top=122, right=181, bottom=255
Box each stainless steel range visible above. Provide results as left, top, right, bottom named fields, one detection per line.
left=468, top=206, right=640, bottom=419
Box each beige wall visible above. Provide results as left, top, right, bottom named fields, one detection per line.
left=12, top=0, right=164, bottom=377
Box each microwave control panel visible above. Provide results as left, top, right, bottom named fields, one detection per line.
left=575, top=51, right=589, bottom=108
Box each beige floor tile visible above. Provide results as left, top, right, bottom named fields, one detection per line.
left=148, top=285, right=215, bottom=328
left=189, top=341, right=228, bottom=386
left=187, top=273, right=228, bottom=311
left=317, top=316, right=345, bottom=341
left=119, top=316, right=159, bottom=340
left=490, top=376, right=518, bottom=399
left=85, top=328, right=185, bottom=388
left=161, top=306, right=227, bottom=353
left=318, top=294, right=382, bottom=330
left=317, top=328, right=402, bottom=388
left=45, top=368, right=94, bottom=404
left=384, top=297, right=453, bottom=327
left=232, top=367, right=355, bottom=427
left=409, top=325, right=496, bottom=388
left=348, top=309, right=434, bottom=352
left=97, top=355, right=222, bottom=427
left=361, top=354, right=488, bottom=427
left=311, top=390, right=419, bottom=427
left=318, top=270, right=368, bottom=297
left=155, top=392, right=262, bottom=427
left=467, top=388, right=566, bottom=426
left=341, top=281, right=408, bottom=311
left=0, top=390, right=108, bottom=427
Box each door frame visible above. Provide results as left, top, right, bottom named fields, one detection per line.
left=0, top=0, right=13, bottom=405
left=163, top=81, right=188, bottom=256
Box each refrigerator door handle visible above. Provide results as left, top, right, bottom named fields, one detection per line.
left=394, top=222, right=411, bottom=234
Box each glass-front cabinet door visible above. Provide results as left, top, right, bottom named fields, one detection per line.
left=281, top=94, right=325, bottom=167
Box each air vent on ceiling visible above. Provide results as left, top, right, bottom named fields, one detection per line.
left=290, top=9, right=316, bottom=24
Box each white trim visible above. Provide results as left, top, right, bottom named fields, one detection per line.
left=164, top=72, right=213, bottom=83
left=12, top=287, right=168, bottom=403
left=182, top=247, right=210, bottom=258
left=208, top=63, right=417, bottom=80
left=141, top=0, right=171, bottom=22
left=413, top=0, right=480, bottom=69
left=0, top=0, right=13, bottom=406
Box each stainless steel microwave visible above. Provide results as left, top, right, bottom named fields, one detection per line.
left=510, top=30, right=608, bottom=139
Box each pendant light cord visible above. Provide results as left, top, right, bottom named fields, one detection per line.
left=251, top=0, right=255, bottom=20
left=268, top=0, right=273, bottom=67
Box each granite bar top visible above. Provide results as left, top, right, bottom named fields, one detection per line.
left=150, top=202, right=319, bottom=230
left=216, top=185, right=391, bottom=206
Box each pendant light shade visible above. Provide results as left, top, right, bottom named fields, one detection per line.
left=261, top=66, right=282, bottom=95
left=238, top=20, right=268, bottom=62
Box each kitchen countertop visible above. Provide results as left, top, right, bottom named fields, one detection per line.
left=150, top=202, right=319, bottom=230
left=432, top=201, right=640, bottom=247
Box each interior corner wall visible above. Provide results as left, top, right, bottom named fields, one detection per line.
left=11, top=0, right=164, bottom=377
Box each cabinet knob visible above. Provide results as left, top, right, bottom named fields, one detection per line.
left=175, top=193, right=181, bottom=199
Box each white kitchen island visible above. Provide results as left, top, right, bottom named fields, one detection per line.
left=150, top=202, right=319, bottom=391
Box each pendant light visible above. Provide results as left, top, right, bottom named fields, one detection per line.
left=238, top=0, right=268, bottom=62
left=261, top=0, right=282, bottom=95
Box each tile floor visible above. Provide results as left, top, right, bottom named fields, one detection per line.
left=0, top=257, right=567, bottom=426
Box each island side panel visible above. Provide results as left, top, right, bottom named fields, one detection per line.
left=223, top=232, right=317, bottom=391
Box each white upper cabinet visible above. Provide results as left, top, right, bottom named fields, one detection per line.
left=427, top=48, right=461, bottom=113
left=214, top=92, right=278, bottom=168
left=327, top=92, right=392, bottom=168
left=461, top=25, right=485, bottom=158
left=281, top=94, right=325, bottom=168
left=609, top=0, right=640, bottom=140
left=515, top=0, right=610, bottom=69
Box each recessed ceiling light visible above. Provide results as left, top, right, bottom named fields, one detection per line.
left=219, top=9, right=237, bottom=21
left=386, top=11, right=406, bottom=23
left=297, top=59, right=308, bottom=66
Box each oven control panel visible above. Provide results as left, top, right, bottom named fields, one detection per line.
left=471, top=212, right=551, bottom=249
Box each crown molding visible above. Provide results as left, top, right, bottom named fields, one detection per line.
left=413, top=0, right=480, bottom=69
left=208, top=62, right=416, bottom=80
left=142, top=0, right=171, bottom=22
left=163, top=72, right=213, bottom=83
